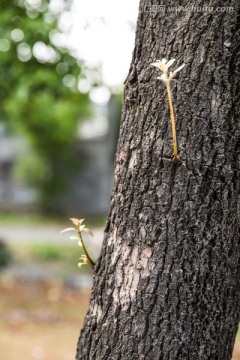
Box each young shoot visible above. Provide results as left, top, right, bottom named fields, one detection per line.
left=151, top=58, right=185, bottom=162
left=61, top=218, right=95, bottom=269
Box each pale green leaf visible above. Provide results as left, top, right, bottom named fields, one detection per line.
left=83, top=227, right=94, bottom=237
left=77, top=255, right=88, bottom=268
left=60, top=227, right=76, bottom=233
left=69, top=236, right=79, bottom=240
left=70, top=217, right=85, bottom=227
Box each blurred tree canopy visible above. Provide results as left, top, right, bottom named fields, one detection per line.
left=0, top=0, right=91, bottom=212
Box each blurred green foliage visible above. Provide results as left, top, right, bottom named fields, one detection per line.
left=0, top=240, right=12, bottom=268
left=13, top=242, right=88, bottom=273
left=31, top=243, right=64, bottom=261
left=0, top=0, right=91, bottom=212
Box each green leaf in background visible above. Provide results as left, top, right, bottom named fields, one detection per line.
left=0, top=0, right=92, bottom=212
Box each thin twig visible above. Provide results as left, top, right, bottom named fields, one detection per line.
left=78, top=229, right=95, bottom=268
left=165, top=80, right=179, bottom=162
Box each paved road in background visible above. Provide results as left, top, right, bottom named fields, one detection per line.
left=0, top=225, right=104, bottom=255
left=0, top=225, right=104, bottom=243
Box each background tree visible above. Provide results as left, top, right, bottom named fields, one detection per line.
left=76, top=0, right=240, bottom=359
left=0, top=0, right=90, bottom=212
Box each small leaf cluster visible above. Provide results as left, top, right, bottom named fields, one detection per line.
left=61, top=218, right=95, bottom=269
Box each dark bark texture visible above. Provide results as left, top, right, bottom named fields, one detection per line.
left=76, top=1, right=240, bottom=359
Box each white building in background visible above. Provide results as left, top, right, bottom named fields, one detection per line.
left=56, top=102, right=116, bottom=215
left=0, top=124, right=37, bottom=209
left=0, top=98, right=119, bottom=215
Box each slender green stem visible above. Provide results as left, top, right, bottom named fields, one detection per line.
left=165, top=79, right=179, bottom=162
left=78, top=229, right=95, bottom=268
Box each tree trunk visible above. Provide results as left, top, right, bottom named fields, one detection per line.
left=76, top=1, right=240, bottom=359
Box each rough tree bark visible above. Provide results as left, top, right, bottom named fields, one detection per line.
left=76, top=1, right=240, bottom=359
